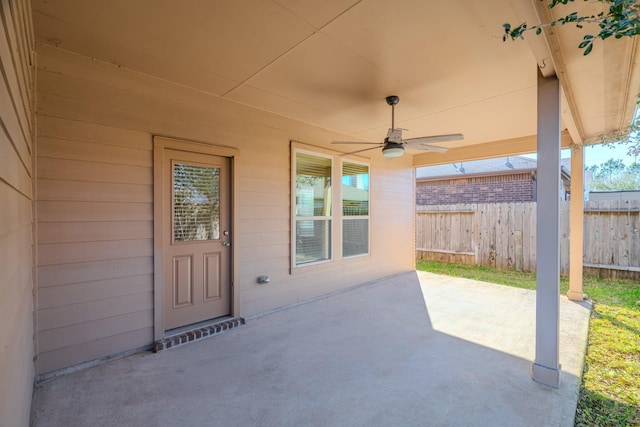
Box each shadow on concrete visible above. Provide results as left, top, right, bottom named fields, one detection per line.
left=31, top=271, right=589, bottom=427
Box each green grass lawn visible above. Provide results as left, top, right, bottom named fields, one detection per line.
left=416, top=260, right=640, bottom=427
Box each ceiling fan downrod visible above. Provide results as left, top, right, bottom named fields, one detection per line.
left=386, top=95, right=399, bottom=130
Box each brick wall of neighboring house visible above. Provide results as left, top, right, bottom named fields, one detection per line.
left=416, top=172, right=535, bottom=205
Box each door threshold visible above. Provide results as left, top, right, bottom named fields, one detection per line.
left=153, top=316, right=245, bottom=352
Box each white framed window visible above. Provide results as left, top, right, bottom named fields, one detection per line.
left=293, top=151, right=333, bottom=266
left=341, top=160, right=369, bottom=257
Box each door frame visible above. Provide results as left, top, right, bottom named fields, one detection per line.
left=153, top=136, right=240, bottom=341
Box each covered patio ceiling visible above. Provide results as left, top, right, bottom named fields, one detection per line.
left=32, top=0, right=640, bottom=165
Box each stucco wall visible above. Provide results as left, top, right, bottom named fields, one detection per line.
left=416, top=173, right=535, bottom=205
left=35, top=45, right=416, bottom=374
left=0, top=1, right=35, bottom=425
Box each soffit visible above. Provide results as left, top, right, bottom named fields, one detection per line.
left=520, top=0, right=640, bottom=144
left=553, top=14, right=640, bottom=142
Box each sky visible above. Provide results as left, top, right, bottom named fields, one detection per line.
left=583, top=142, right=636, bottom=167
left=521, top=141, right=637, bottom=168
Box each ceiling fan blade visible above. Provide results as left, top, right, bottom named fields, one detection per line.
left=403, top=133, right=464, bottom=144
left=407, top=144, right=449, bottom=153
left=332, top=141, right=381, bottom=145
left=338, top=145, right=383, bottom=156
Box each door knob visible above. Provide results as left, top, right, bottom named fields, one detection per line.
left=222, top=241, right=231, bottom=247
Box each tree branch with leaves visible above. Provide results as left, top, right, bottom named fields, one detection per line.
left=504, top=0, right=640, bottom=159
left=503, top=0, right=640, bottom=56
left=587, top=158, right=640, bottom=190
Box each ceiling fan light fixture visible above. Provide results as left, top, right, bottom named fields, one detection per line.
left=382, top=145, right=404, bottom=158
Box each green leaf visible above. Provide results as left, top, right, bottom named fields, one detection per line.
left=584, top=42, right=594, bottom=55
left=504, top=0, right=640, bottom=56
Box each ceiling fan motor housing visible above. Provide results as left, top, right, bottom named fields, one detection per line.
left=386, top=128, right=403, bottom=143
left=385, top=95, right=400, bottom=106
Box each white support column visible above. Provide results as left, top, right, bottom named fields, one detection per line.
left=532, top=71, right=561, bottom=388
left=568, top=146, right=586, bottom=301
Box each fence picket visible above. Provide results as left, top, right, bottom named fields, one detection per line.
left=416, top=201, right=639, bottom=277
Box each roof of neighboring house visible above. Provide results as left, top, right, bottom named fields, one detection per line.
left=416, top=156, right=571, bottom=181
left=417, top=156, right=572, bottom=180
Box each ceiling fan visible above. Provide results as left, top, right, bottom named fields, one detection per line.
left=332, top=95, right=463, bottom=158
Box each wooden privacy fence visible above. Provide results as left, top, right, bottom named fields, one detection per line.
left=416, top=200, right=640, bottom=277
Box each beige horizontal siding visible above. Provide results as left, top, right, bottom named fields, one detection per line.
left=37, top=179, right=152, bottom=202
left=237, top=255, right=291, bottom=277
left=38, top=292, right=153, bottom=332
left=37, top=157, right=152, bottom=184
left=38, top=136, right=152, bottom=166
left=37, top=201, right=152, bottom=222
left=238, top=218, right=290, bottom=234
left=238, top=161, right=290, bottom=180
left=0, top=180, right=29, bottom=236
left=34, top=44, right=416, bottom=372
left=37, top=221, right=153, bottom=244
left=239, top=243, right=290, bottom=261
left=0, top=225, right=33, bottom=317
left=38, top=115, right=152, bottom=150
left=38, top=309, right=153, bottom=354
left=37, top=274, right=153, bottom=309
left=38, top=256, right=153, bottom=288
left=240, top=190, right=290, bottom=207
left=238, top=271, right=293, bottom=296
left=36, top=327, right=153, bottom=375
left=37, top=238, right=153, bottom=266
left=34, top=119, right=155, bottom=375
left=5, top=0, right=33, bottom=129
left=0, top=127, right=32, bottom=197
left=241, top=177, right=289, bottom=193
left=0, top=0, right=35, bottom=424
left=238, top=205, right=290, bottom=221
left=237, top=230, right=290, bottom=247
left=0, top=47, right=31, bottom=172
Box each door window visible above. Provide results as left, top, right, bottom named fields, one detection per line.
left=173, top=163, right=220, bottom=242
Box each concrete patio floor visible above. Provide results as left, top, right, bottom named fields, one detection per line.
left=31, top=271, right=591, bottom=427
